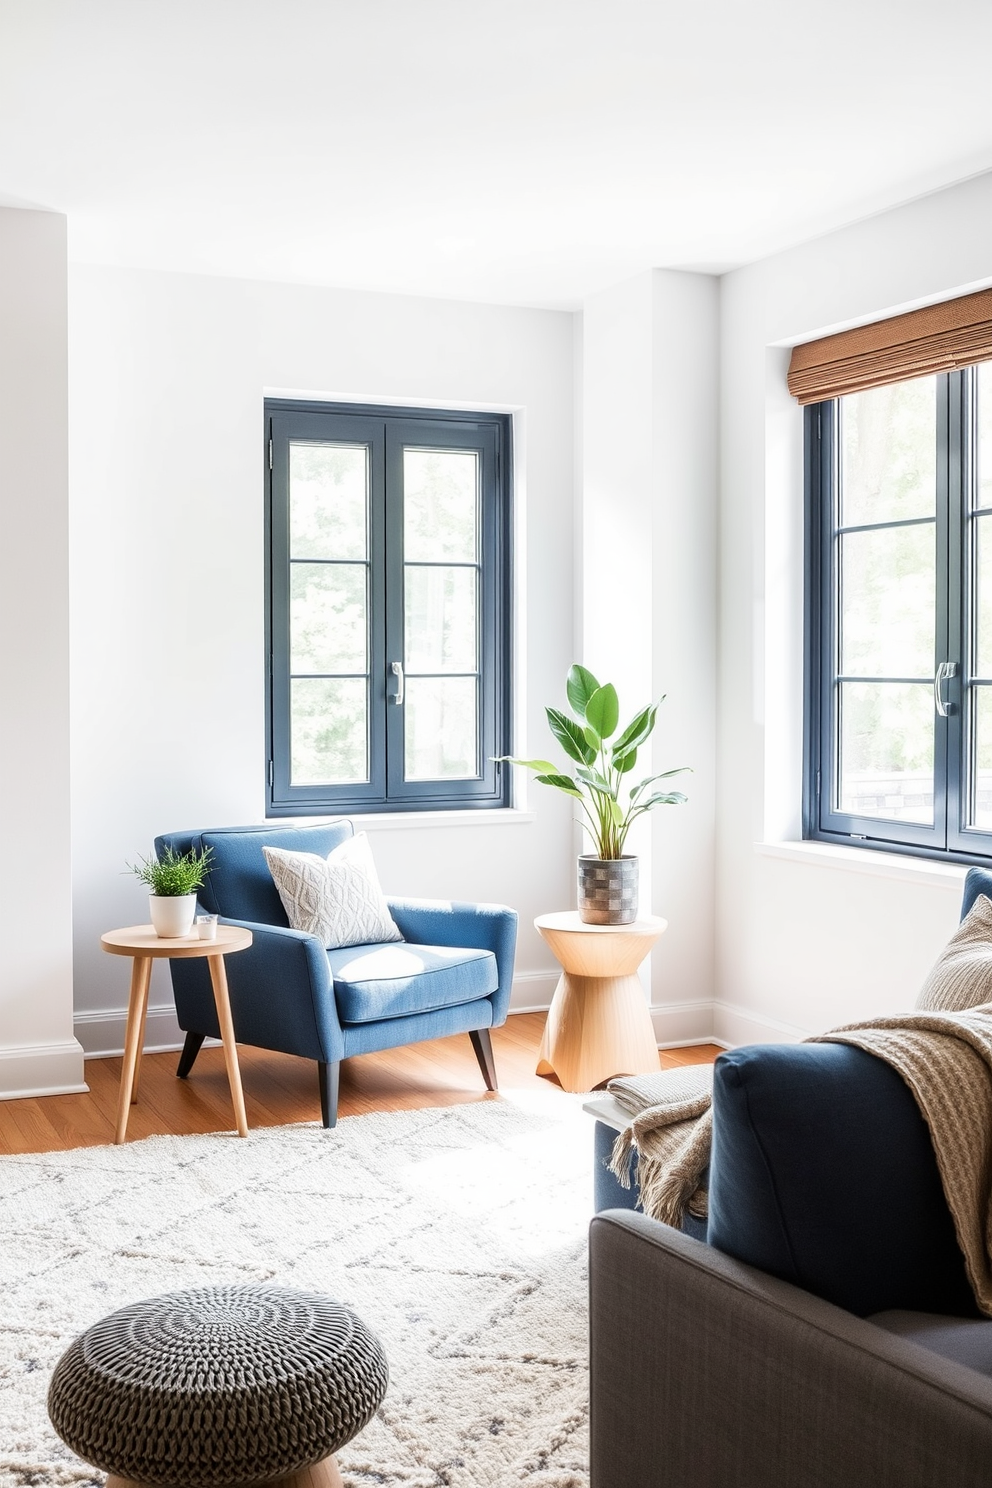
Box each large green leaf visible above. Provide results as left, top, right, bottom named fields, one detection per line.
left=629, top=766, right=692, bottom=801
left=575, top=767, right=616, bottom=799
left=566, top=663, right=601, bottom=720
left=615, top=746, right=637, bottom=775
left=534, top=772, right=585, bottom=800
left=575, top=765, right=610, bottom=789
left=494, top=755, right=559, bottom=774
left=583, top=724, right=601, bottom=752
left=585, top=683, right=619, bottom=740
left=546, top=707, right=595, bottom=765
left=633, top=790, right=688, bottom=811
left=613, top=702, right=659, bottom=755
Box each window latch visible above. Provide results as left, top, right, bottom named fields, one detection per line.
left=390, top=660, right=404, bottom=705
left=934, top=660, right=958, bottom=718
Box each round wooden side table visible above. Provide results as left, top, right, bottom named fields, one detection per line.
left=534, top=910, right=667, bottom=1092
left=100, top=924, right=253, bottom=1144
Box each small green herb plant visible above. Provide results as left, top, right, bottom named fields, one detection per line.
left=498, top=663, right=690, bottom=859
left=127, top=845, right=214, bottom=897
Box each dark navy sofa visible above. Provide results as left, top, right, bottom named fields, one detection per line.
left=589, top=865, right=992, bottom=1486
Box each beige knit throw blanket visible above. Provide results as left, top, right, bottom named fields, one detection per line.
left=608, top=1007, right=992, bottom=1314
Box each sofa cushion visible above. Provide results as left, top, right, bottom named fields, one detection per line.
left=327, top=942, right=498, bottom=1023
left=870, top=1310, right=992, bottom=1377
left=199, top=823, right=355, bottom=923
left=707, top=1042, right=976, bottom=1318
left=916, top=893, right=992, bottom=1012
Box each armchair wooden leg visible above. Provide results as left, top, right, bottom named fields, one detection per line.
left=318, top=1060, right=339, bottom=1129
left=470, top=1029, right=498, bottom=1092
left=176, top=1031, right=206, bottom=1079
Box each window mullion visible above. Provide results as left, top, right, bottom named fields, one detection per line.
left=933, top=373, right=953, bottom=849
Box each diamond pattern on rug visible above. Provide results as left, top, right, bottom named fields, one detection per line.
left=0, top=1095, right=591, bottom=1488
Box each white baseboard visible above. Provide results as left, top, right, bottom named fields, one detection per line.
left=74, top=1002, right=188, bottom=1059
left=0, top=1039, right=88, bottom=1099
left=508, top=970, right=558, bottom=1013
left=650, top=999, right=716, bottom=1047
left=711, top=999, right=807, bottom=1048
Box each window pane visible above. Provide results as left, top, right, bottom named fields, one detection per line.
left=978, top=363, right=992, bottom=510
left=970, top=688, right=992, bottom=830
left=975, top=514, right=992, bottom=676
left=840, top=378, right=936, bottom=526
left=290, top=562, right=367, bottom=675
left=840, top=524, right=935, bottom=677
left=291, top=677, right=368, bottom=784
left=405, top=566, right=477, bottom=672
left=404, top=449, right=478, bottom=562
left=290, top=443, right=368, bottom=560
left=404, top=677, right=478, bottom=779
left=838, top=682, right=933, bottom=824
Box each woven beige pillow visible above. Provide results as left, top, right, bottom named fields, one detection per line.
left=916, top=893, right=992, bottom=1012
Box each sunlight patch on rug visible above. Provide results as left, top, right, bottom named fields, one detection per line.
left=0, top=1093, right=593, bottom=1488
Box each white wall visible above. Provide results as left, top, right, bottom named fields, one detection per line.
left=0, top=208, right=85, bottom=1097
left=581, top=269, right=718, bottom=1043
left=68, top=266, right=576, bottom=1056
left=717, top=171, right=992, bottom=1044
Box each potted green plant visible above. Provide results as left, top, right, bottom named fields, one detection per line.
left=127, top=845, right=214, bottom=938
left=499, top=663, right=689, bottom=924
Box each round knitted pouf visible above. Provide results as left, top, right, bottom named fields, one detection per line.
left=47, top=1283, right=388, bottom=1488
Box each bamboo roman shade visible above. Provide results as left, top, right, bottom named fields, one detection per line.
left=787, top=287, right=992, bottom=405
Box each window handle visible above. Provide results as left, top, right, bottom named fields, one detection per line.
left=934, top=660, right=958, bottom=717
left=390, top=660, right=404, bottom=706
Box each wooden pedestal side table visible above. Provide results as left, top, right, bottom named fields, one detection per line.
left=100, top=924, right=253, bottom=1144
left=534, top=911, right=667, bottom=1092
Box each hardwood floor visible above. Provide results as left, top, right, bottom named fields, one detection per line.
left=0, top=1013, right=722, bottom=1155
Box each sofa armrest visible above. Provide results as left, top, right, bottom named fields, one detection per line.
left=386, top=899, right=517, bottom=1025
left=590, top=1210, right=992, bottom=1488
left=169, top=917, right=345, bottom=1064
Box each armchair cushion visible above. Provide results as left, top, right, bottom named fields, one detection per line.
left=328, top=943, right=498, bottom=1024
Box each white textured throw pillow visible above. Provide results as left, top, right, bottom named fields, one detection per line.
left=263, top=833, right=403, bottom=950
left=916, top=893, right=992, bottom=1012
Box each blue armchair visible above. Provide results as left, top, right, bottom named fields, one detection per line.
left=153, top=822, right=517, bottom=1128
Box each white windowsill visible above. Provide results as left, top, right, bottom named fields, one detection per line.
left=268, top=809, right=536, bottom=833
left=756, top=839, right=967, bottom=890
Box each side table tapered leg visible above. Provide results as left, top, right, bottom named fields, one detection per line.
left=115, top=956, right=152, bottom=1144
left=207, top=953, right=249, bottom=1137
left=130, top=978, right=152, bottom=1105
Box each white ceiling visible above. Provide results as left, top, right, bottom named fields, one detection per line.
left=2, top=0, right=992, bottom=309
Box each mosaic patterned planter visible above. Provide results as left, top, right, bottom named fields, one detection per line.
left=577, top=855, right=639, bottom=925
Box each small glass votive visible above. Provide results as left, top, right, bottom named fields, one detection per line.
left=196, top=913, right=219, bottom=941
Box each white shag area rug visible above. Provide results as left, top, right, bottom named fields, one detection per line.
left=0, top=1092, right=593, bottom=1488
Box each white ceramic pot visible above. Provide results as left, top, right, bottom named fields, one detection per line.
left=149, top=893, right=197, bottom=938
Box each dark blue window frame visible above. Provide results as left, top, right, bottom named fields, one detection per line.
left=804, top=366, right=992, bottom=863
left=265, top=399, right=511, bottom=816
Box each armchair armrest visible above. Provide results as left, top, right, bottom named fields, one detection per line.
left=590, top=1210, right=992, bottom=1488
left=386, top=899, right=517, bottom=1025
left=170, top=917, right=345, bottom=1064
